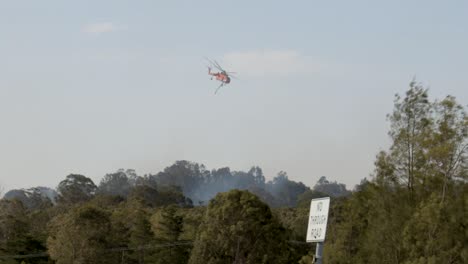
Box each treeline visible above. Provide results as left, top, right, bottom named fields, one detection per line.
left=2, top=162, right=349, bottom=210
left=0, top=81, right=466, bottom=263
left=0, top=163, right=341, bottom=263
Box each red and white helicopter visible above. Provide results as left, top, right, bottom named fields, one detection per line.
left=205, top=58, right=237, bottom=94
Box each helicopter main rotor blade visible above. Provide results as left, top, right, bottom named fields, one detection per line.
left=204, top=57, right=224, bottom=72
left=213, top=60, right=226, bottom=72
left=203, top=57, right=215, bottom=68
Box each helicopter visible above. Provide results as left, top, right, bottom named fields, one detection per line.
left=205, top=58, right=237, bottom=94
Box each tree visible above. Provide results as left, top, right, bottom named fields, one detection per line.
left=248, top=166, right=266, bottom=188
left=323, top=184, right=382, bottom=264
left=152, top=205, right=183, bottom=242
left=230, top=171, right=257, bottom=190
left=273, top=207, right=310, bottom=246
left=156, top=185, right=193, bottom=208
left=266, top=171, right=309, bottom=207
left=324, top=81, right=467, bottom=263
left=0, top=200, right=29, bottom=254
left=47, top=205, right=115, bottom=264
left=427, top=96, right=467, bottom=203
left=4, top=187, right=55, bottom=210
left=313, top=176, right=350, bottom=198
left=56, top=174, right=97, bottom=205
left=402, top=191, right=467, bottom=264
left=111, top=199, right=154, bottom=264
left=296, top=189, right=327, bottom=209
left=387, top=81, right=432, bottom=201
left=189, top=190, right=291, bottom=264
left=153, top=161, right=207, bottom=203
left=247, top=185, right=280, bottom=208
left=150, top=205, right=189, bottom=264
left=0, top=199, right=48, bottom=263
left=384, top=82, right=467, bottom=204
left=98, top=169, right=133, bottom=197
left=178, top=206, right=206, bottom=241
left=128, top=184, right=160, bottom=207
left=198, top=167, right=234, bottom=202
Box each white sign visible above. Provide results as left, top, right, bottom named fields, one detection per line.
left=306, top=197, right=330, bottom=242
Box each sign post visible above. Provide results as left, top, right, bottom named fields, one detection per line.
left=306, top=197, right=330, bottom=264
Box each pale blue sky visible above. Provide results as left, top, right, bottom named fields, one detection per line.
left=1, top=0, right=467, bottom=191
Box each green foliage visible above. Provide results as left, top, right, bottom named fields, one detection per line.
left=127, top=184, right=192, bottom=208
left=387, top=81, right=432, bottom=200
left=150, top=205, right=189, bottom=264
left=189, top=190, right=291, bottom=264
left=0, top=200, right=49, bottom=264
left=151, top=205, right=183, bottom=242
left=98, top=169, right=133, bottom=197
left=324, top=81, right=467, bottom=263
left=273, top=208, right=308, bottom=241
left=108, top=199, right=154, bottom=263
left=296, top=189, right=328, bottom=209
left=363, top=185, right=411, bottom=263
left=266, top=171, right=310, bottom=207
left=154, top=160, right=208, bottom=203
left=386, top=81, right=467, bottom=203
left=179, top=206, right=206, bottom=241
left=56, top=174, right=97, bottom=206
left=298, top=253, right=315, bottom=264
left=128, top=184, right=160, bottom=207
left=273, top=208, right=312, bottom=261
left=402, top=191, right=467, bottom=264
left=156, top=185, right=193, bottom=208
left=0, top=200, right=29, bottom=251
left=313, top=176, right=350, bottom=197
left=47, top=205, right=115, bottom=264
left=426, top=96, right=467, bottom=202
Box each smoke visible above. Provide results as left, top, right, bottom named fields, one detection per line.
left=147, top=162, right=314, bottom=207
left=2, top=161, right=350, bottom=208
left=95, top=161, right=350, bottom=207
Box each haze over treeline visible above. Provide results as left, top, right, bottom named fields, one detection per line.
left=3, top=162, right=348, bottom=209
left=0, top=82, right=466, bottom=263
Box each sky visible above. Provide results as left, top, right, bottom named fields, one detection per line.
left=1, top=0, right=467, bottom=192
